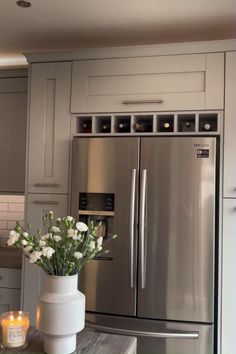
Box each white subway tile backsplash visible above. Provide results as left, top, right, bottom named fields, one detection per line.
left=0, top=212, right=24, bottom=221
left=0, top=195, right=24, bottom=203
left=0, top=221, right=7, bottom=229
left=7, top=221, right=23, bottom=229
left=0, top=203, right=8, bottom=212
left=8, top=203, right=24, bottom=212
left=0, top=229, right=10, bottom=237
left=0, top=195, right=25, bottom=242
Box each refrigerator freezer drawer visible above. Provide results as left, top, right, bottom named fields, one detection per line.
left=86, top=313, right=214, bottom=354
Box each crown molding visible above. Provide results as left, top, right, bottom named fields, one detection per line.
left=24, top=39, right=236, bottom=63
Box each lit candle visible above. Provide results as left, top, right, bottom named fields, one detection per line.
left=0, top=311, right=29, bottom=349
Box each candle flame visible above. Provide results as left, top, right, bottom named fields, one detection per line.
left=17, top=316, right=22, bottom=321
left=9, top=315, right=14, bottom=321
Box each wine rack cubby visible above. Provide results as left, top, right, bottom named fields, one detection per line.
left=74, top=111, right=221, bottom=136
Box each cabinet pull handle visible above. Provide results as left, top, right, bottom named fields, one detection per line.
left=140, top=169, right=147, bottom=289
left=33, top=201, right=59, bottom=205
left=130, top=169, right=136, bottom=288
left=122, top=99, right=164, bottom=105
left=34, top=183, right=59, bottom=187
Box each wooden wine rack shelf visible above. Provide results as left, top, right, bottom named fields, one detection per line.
left=73, top=111, right=221, bottom=136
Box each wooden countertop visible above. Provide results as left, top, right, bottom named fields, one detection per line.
left=3, top=327, right=137, bottom=354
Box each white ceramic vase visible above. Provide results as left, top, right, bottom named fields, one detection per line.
left=36, top=273, right=85, bottom=354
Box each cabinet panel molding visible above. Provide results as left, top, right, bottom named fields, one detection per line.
left=27, top=62, right=71, bottom=194
left=71, top=53, right=224, bottom=113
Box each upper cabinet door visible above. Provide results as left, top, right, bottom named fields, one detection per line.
left=71, top=53, right=224, bottom=113
left=0, top=77, right=27, bottom=193
left=224, top=51, right=236, bottom=198
left=28, top=62, right=71, bottom=194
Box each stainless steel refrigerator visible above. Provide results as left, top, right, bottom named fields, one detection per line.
left=71, top=137, right=216, bottom=354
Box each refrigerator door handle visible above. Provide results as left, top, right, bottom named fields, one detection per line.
left=130, top=168, right=137, bottom=288
left=140, top=169, right=147, bottom=289
left=86, top=322, right=199, bottom=339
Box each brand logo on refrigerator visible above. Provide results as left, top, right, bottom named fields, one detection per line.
left=197, top=149, right=209, bottom=158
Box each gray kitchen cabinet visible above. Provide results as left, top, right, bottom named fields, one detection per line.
left=0, top=71, right=27, bottom=193
left=22, top=193, right=68, bottom=324
left=0, top=268, right=22, bottom=314
left=27, top=62, right=71, bottom=194
left=221, top=199, right=236, bottom=354
left=223, top=51, right=236, bottom=198
left=71, top=53, right=224, bottom=113
left=221, top=53, right=236, bottom=353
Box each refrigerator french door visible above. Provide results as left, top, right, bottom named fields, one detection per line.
left=71, top=137, right=216, bottom=354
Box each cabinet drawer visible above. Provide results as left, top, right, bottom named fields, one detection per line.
left=0, top=288, right=21, bottom=313
left=0, top=268, right=22, bottom=288
left=71, top=53, right=224, bottom=113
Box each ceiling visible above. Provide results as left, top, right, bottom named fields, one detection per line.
left=0, top=0, right=236, bottom=66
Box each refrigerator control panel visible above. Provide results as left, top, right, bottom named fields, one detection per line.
left=79, top=192, right=115, bottom=214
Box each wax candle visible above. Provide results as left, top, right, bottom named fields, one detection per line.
left=0, top=311, right=29, bottom=350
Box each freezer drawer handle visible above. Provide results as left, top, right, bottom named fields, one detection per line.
left=130, top=169, right=137, bottom=288
left=122, top=99, right=164, bottom=105
left=140, top=169, right=147, bottom=289
left=86, top=323, right=199, bottom=339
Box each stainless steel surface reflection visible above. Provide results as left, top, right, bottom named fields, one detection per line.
left=71, top=137, right=139, bottom=316
left=71, top=136, right=217, bottom=354
left=138, top=138, right=215, bottom=323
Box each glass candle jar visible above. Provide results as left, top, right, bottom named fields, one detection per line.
left=0, top=311, right=29, bottom=350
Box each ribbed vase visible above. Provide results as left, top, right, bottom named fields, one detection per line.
left=36, top=273, right=85, bottom=354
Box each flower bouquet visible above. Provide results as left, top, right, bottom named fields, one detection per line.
left=7, top=211, right=117, bottom=276
left=7, top=211, right=117, bottom=354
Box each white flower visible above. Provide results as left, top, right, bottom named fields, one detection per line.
left=52, top=226, right=60, bottom=233
left=29, top=251, right=42, bottom=263
left=97, top=236, right=103, bottom=247
left=23, top=232, right=29, bottom=238
left=66, top=216, right=74, bottom=222
left=76, top=222, right=88, bottom=232
left=68, top=229, right=79, bottom=240
left=41, top=234, right=49, bottom=241
left=42, top=247, right=55, bottom=259
left=57, top=217, right=61, bottom=223
left=39, top=240, right=46, bottom=247
left=7, top=231, right=20, bottom=246
left=89, top=240, right=96, bottom=251
left=53, top=235, right=61, bottom=242
left=23, top=245, right=32, bottom=254
left=21, top=239, right=28, bottom=246
left=73, top=252, right=83, bottom=260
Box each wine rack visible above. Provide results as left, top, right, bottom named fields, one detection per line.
left=74, top=111, right=221, bottom=136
